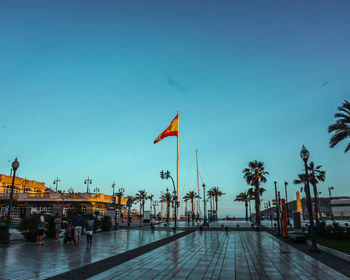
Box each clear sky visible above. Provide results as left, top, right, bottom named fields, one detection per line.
left=1, top=0, right=350, bottom=217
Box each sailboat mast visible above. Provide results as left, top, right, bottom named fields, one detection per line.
left=196, top=149, right=201, bottom=216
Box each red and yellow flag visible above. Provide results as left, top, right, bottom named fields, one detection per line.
left=154, top=113, right=179, bottom=144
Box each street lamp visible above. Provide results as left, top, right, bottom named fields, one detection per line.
left=274, top=181, right=281, bottom=236
left=160, top=170, right=177, bottom=228
left=202, top=183, right=207, bottom=225
left=7, top=158, right=19, bottom=230
left=84, top=177, right=92, bottom=193
left=112, top=182, right=115, bottom=196
left=328, top=187, right=334, bottom=220
left=93, top=187, right=100, bottom=193
left=284, top=181, right=289, bottom=219
left=116, top=186, right=125, bottom=227
left=53, top=178, right=61, bottom=193
left=153, top=200, right=159, bottom=221
left=300, top=145, right=319, bottom=252
left=166, top=187, right=170, bottom=224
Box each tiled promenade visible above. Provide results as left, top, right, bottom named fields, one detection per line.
left=90, top=231, right=349, bottom=280
left=0, top=230, right=175, bottom=280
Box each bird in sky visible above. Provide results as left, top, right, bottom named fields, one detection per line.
left=321, top=81, right=328, bottom=86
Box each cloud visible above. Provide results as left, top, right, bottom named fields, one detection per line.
left=166, top=76, right=191, bottom=93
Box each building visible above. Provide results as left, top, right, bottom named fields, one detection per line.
left=331, top=198, right=350, bottom=217
left=261, top=196, right=350, bottom=220
left=0, top=174, right=128, bottom=220
left=0, top=174, right=47, bottom=194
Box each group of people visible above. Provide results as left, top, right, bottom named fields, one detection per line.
left=36, top=211, right=94, bottom=248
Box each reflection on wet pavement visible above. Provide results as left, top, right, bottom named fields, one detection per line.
left=0, top=230, right=175, bottom=280
left=89, top=231, right=349, bottom=280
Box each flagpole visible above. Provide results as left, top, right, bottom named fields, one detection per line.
left=177, top=111, right=180, bottom=207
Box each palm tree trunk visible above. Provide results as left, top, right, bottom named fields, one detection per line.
left=255, top=184, right=261, bottom=225
left=248, top=200, right=251, bottom=221
left=166, top=201, right=170, bottom=222
left=191, top=199, right=194, bottom=224
left=312, top=183, right=319, bottom=224
left=215, top=197, right=218, bottom=218
left=245, top=201, right=248, bottom=221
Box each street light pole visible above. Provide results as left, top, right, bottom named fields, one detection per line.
left=166, top=188, right=170, bottom=224
left=328, top=187, right=334, bottom=220
left=84, top=177, right=92, bottom=193
left=274, top=181, right=281, bottom=236
left=160, top=170, right=177, bottom=228
left=7, top=158, right=19, bottom=231
left=53, top=178, right=61, bottom=193
left=284, top=181, right=289, bottom=219
left=202, top=183, right=207, bottom=225
left=300, top=145, right=319, bottom=253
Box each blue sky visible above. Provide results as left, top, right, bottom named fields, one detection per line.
left=1, top=1, right=350, bottom=217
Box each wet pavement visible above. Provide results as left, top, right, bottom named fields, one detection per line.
left=89, top=231, right=349, bottom=280
left=0, top=229, right=175, bottom=280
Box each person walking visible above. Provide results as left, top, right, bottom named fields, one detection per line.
left=36, top=211, right=48, bottom=246
left=73, top=212, right=85, bottom=246
left=84, top=214, right=94, bottom=248
left=54, top=213, right=62, bottom=240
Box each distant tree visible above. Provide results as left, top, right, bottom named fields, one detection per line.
left=328, top=100, right=350, bottom=152
left=308, top=162, right=326, bottom=224
left=293, top=162, right=326, bottom=223
left=135, top=190, right=148, bottom=216
left=160, top=192, right=172, bottom=222
left=234, top=192, right=249, bottom=221
left=183, top=191, right=199, bottom=220
left=147, top=194, right=154, bottom=212
left=210, top=187, right=225, bottom=217
left=243, top=161, right=269, bottom=225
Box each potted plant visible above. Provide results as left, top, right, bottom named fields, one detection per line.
left=17, top=214, right=40, bottom=242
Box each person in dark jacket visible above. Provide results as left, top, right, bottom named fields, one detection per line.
left=84, top=214, right=94, bottom=248
left=73, top=212, right=85, bottom=245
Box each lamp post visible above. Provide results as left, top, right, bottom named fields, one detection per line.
left=300, top=145, right=319, bottom=252
left=160, top=170, right=177, bottom=228
left=93, top=187, right=100, bottom=193
left=274, top=181, right=281, bottom=236
left=328, top=187, right=334, bottom=220
left=172, top=190, right=177, bottom=228
left=112, top=182, right=115, bottom=196
left=166, top=188, right=170, bottom=224
left=53, top=178, right=61, bottom=193
left=7, top=158, right=19, bottom=230
left=127, top=197, right=133, bottom=227
left=284, top=181, right=289, bottom=219
left=153, top=200, right=158, bottom=221
left=117, top=187, right=125, bottom=223
left=202, top=183, right=207, bottom=225
left=84, top=177, right=92, bottom=193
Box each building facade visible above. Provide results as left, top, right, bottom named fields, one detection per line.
left=0, top=174, right=128, bottom=220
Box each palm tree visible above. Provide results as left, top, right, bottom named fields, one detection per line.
left=210, top=187, right=225, bottom=218
left=207, top=189, right=214, bottom=218
left=328, top=100, right=350, bottom=152
left=135, top=190, right=148, bottom=217
left=234, top=192, right=249, bottom=221
left=183, top=191, right=199, bottom=222
left=126, top=195, right=135, bottom=224
left=147, top=194, right=154, bottom=212
left=247, top=188, right=254, bottom=221
left=248, top=187, right=266, bottom=198
left=294, top=162, right=326, bottom=223
left=160, top=192, right=172, bottom=222
left=308, top=162, right=326, bottom=224
left=243, top=161, right=269, bottom=225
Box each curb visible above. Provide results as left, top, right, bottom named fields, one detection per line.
left=306, top=240, right=350, bottom=263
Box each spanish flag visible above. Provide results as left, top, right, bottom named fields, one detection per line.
left=154, top=113, right=179, bottom=144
